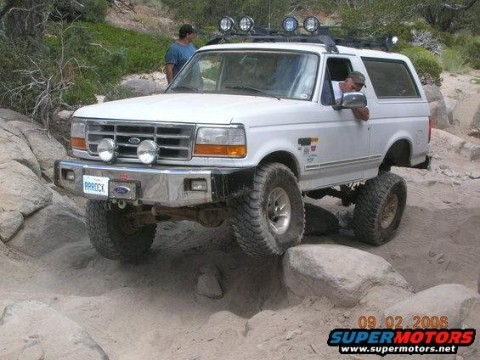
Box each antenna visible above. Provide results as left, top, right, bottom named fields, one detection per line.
left=268, top=0, right=272, bottom=29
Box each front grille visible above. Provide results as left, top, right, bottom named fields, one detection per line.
left=86, top=121, right=195, bottom=161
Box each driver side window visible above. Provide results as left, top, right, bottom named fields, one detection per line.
left=321, top=58, right=353, bottom=105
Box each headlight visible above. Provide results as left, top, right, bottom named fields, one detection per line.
left=137, top=140, right=158, bottom=164
left=71, top=117, right=86, bottom=150
left=194, top=127, right=246, bottom=157
left=97, top=138, right=117, bottom=162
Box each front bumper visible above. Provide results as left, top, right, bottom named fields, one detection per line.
left=54, top=159, right=255, bottom=207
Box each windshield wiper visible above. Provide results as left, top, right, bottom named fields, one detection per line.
left=170, top=86, right=200, bottom=93
left=225, top=85, right=280, bottom=100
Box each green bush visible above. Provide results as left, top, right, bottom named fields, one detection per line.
left=462, top=36, right=480, bottom=69
left=82, top=0, right=108, bottom=23
left=401, top=46, right=442, bottom=85
left=441, top=48, right=470, bottom=73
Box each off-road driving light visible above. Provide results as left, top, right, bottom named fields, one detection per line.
left=194, top=127, right=246, bottom=157
left=190, top=179, right=207, bottom=191
left=239, top=16, right=254, bottom=32
left=137, top=140, right=158, bottom=164
left=282, top=16, right=298, bottom=33
left=219, top=16, right=235, bottom=33
left=303, top=16, right=320, bottom=33
left=97, top=138, right=117, bottom=162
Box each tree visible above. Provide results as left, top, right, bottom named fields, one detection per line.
left=418, top=0, right=479, bottom=32
left=0, top=0, right=51, bottom=51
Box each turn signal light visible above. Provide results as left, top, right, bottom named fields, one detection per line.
left=71, top=137, right=86, bottom=150
left=194, top=144, right=246, bottom=157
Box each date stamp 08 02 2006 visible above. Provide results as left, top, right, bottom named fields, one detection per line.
left=357, top=315, right=449, bottom=330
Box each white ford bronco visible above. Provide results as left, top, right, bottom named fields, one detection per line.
left=54, top=16, right=431, bottom=261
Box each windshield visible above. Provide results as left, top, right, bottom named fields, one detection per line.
left=167, top=50, right=319, bottom=100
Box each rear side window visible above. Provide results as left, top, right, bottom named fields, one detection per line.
left=363, top=58, right=420, bottom=98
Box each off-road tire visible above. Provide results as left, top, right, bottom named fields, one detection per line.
left=352, top=171, right=407, bottom=245
left=230, top=163, right=305, bottom=257
left=86, top=200, right=156, bottom=262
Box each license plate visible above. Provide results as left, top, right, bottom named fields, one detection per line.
left=109, top=181, right=138, bottom=201
left=83, top=175, right=109, bottom=197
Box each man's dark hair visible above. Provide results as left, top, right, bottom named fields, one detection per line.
left=179, top=24, right=196, bottom=39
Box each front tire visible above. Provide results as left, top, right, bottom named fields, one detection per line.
left=86, top=200, right=156, bottom=262
left=230, top=163, right=305, bottom=257
left=352, top=172, right=407, bottom=245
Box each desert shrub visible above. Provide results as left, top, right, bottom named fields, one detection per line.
left=401, top=46, right=442, bottom=85
left=441, top=48, right=470, bottom=73
left=462, top=36, right=480, bottom=69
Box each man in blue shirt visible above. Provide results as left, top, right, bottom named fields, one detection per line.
left=164, top=24, right=197, bottom=84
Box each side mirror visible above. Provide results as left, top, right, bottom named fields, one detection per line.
left=333, top=92, right=367, bottom=110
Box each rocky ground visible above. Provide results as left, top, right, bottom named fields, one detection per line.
left=0, top=67, right=480, bottom=360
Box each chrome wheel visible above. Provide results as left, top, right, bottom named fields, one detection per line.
left=380, top=193, right=399, bottom=229
left=267, top=187, right=291, bottom=235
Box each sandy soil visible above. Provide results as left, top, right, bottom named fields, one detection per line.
left=1, top=71, right=479, bottom=360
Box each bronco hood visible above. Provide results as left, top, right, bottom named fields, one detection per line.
left=73, top=93, right=309, bottom=125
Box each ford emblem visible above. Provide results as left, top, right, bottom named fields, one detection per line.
left=128, top=137, right=141, bottom=145
left=113, top=186, right=130, bottom=195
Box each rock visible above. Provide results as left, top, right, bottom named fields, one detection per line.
left=0, top=108, right=30, bottom=122
left=304, top=203, right=339, bottom=235
left=0, top=300, right=108, bottom=360
left=432, top=129, right=480, bottom=160
left=196, top=273, right=223, bottom=299
left=0, top=161, right=52, bottom=217
left=0, top=122, right=42, bottom=177
left=285, top=329, right=302, bottom=340
left=452, top=93, right=480, bottom=132
left=424, top=84, right=449, bottom=129
left=119, top=78, right=164, bottom=97
left=468, top=128, right=480, bottom=139
left=383, top=284, right=480, bottom=328
left=0, top=211, right=23, bottom=242
left=53, top=110, right=74, bottom=122
left=282, top=244, right=410, bottom=307
left=8, top=194, right=85, bottom=257
left=7, top=120, right=67, bottom=180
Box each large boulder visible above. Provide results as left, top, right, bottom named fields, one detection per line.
left=8, top=192, right=85, bottom=257
left=0, top=300, right=108, bottom=360
left=423, top=84, right=449, bottom=129
left=282, top=244, right=411, bottom=307
left=0, top=120, right=42, bottom=177
left=304, top=203, right=339, bottom=235
left=7, top=120, right=67, bottom=181
left=0, top=161, right=52, bottom=218
left=0, top=211, right=23, bottom=242
left=453, top=93, right=480, bottom=133
left=432, top=128, right=480, bottom=160
left=383, top=284, right=480, bottom=328
left=119, top=78, right=165, bottom=97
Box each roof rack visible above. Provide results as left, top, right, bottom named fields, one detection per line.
left=206, top=24, right=397, bottom=53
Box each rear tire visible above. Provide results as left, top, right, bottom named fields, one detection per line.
left=352, top=172, right=407, bottom=245
left=230, top=163, right=305, bottom=257
left=86, top=200, right=156, bottom=262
